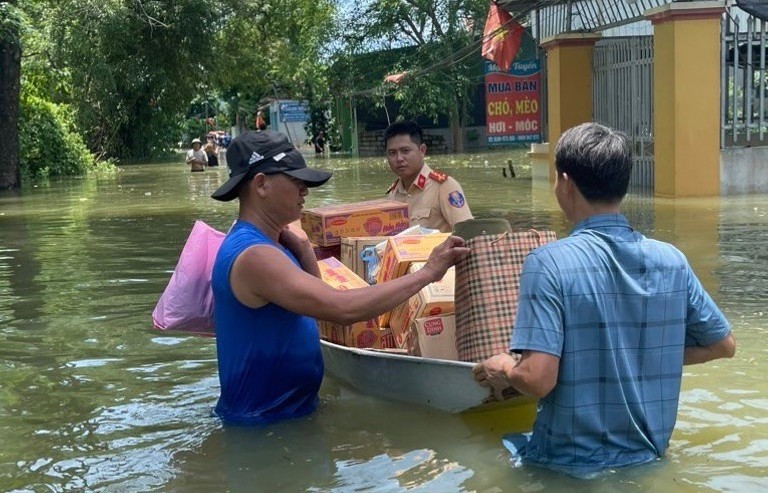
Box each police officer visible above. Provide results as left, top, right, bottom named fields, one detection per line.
left=384, top=121, right=473, bottom=233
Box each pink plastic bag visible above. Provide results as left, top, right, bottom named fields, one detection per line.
left=152, top=220, right=226, bottom=335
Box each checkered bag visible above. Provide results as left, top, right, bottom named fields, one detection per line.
left=454, top=229, right=558, bottom=362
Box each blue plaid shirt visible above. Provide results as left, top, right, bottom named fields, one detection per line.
left=507, top=214, right=730, bottom=477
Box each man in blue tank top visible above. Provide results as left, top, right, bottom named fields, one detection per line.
left=210, top=130, right=469, bottom=425
left=472, top=123, right=736, bottom=477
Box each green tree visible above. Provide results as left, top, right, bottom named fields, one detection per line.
left=337, top=0, right=489, bottom=152
left=28, top=0, right=219, bottom=160
left=211, top=0, right=336, bottom=133
left=18, top=91, right=94, bottom=180
left=9, top=0, right=337, bottom=167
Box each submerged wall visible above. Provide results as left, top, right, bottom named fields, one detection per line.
left=721, top=147, right=768, bottom=195
left=357, top=126, right=490, bottom=157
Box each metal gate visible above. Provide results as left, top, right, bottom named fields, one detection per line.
left=593, top=36, right=654, bottom=194
left=721, top=8, right=768, bottom=147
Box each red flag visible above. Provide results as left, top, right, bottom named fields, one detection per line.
left=384, top=72, right=407, bottom=84
left=481, top=1, right=523, bottom=73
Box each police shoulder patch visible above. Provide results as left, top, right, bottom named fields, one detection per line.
left=447, top=190, right=466, bottom=208
left=385, top=179, right=399, bottom=194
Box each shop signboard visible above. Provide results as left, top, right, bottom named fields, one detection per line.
left=484, top=59, right=541, bottom=145
left=279, top=100, right=310, bottom=123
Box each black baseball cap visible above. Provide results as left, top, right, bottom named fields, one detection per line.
left=211, top=130, right=332, bottom=202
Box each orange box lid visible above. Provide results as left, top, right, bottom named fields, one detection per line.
left=318, top=257, right=369, bottom=289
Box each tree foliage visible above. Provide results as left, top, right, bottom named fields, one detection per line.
left=336, top=0, right=489, bottom=151
left=6, top=0, right=500, bottom=173
left=37, top=0, right=220, bottom=159
left=18, top=90, right=95, bottom=180
left=211, top=0, right=335, bottom=134
left=10, top=0, right=337, bottom=164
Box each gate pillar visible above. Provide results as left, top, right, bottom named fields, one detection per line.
left=540, top=33, right=602, bottom=182
left=646, top=1, right=726, bottom=197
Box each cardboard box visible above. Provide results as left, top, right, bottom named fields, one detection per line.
left=412, top=314, right=459, bottom=360
left=318, top=257, right=369, bottom=289
left=388, top=263, right=455, bottom=349
left=318, top=320, right=350, bottom=345
left=319, top=322, right=395, bottom=350
left=340, top=236, right=384, bottom=282
left=380, top=327, right=396, bottom=349
left=317, top=257, right=381, bottom=348
left=348, top=319, right=383, bottom=348
left=375, top=233, right=450, bottom=327
left=301, top=199, right=410, bottom=246
left=313, top=243, right=341, bottom=261
left=375, top=233, right=451, bottom=285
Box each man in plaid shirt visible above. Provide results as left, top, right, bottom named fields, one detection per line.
left=473, top=122, right=735, bottom=477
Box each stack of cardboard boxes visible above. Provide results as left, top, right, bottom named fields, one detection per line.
left=339, top=236, right=382, bottom=282
left=302, top=199, right=459, bottom=360
left=386, top=263, right=457, bottom=360
left=317, top=257, right=394, bottom=349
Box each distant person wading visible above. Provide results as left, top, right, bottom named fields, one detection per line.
left=186, top=138, right=207, bottom=172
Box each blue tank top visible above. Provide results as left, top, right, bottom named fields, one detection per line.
left=211, top=220, right=323, bottom=424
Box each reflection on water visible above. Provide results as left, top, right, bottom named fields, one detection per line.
left=0, top=151, right=767, bottom=492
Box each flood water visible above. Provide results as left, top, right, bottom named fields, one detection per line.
left=1, top=150, right=766, bottom=492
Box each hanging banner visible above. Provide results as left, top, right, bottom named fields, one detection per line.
left=484, top=59, right=541, bottom=145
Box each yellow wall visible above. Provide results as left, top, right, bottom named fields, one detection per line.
left=653, top=14, right=722, bottom=197
left=545, top=37, right=600, bottom=181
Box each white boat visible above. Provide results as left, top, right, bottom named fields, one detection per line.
left=321, top=340, right=538, bottom=432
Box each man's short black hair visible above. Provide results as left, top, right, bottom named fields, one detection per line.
left=555, top=122, right=633, bottom=203
left=384, top=120, right=423, bottom=146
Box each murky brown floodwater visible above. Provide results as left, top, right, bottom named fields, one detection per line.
left=0, top=150, right=766, bottom=492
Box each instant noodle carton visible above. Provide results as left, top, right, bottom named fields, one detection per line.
left=312, top=243, right=341, bottom=261
left=317, top=257, right=382, bottom=348
left=301, top=199, right=410, bottom=246
left=387, top=263, right=455, bottom=351
left=340, top=236, right=382, bottom=282
left=375, top=233, right=450, bottom=327
left=375, top=233, right=451, bottom=285
left=411, top=314, right=458, bottom=360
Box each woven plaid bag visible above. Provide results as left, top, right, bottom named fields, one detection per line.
left=454, top=229, right=557, bottom=362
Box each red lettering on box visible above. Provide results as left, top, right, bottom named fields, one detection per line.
left=381, top=333, right=396, bottom=348
left=424, top=319, right=444, bottom=336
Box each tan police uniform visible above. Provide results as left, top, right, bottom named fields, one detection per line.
left=386, top=164, right=473, bottom=233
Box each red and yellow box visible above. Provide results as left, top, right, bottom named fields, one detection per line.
left=301, top=199, right=410, bottom=246
left=387, top=263, right=455, bottom=349
left=318, top=319, right=385, bottom=348
left=375, top=233, right=451, bottom=285
left=318, top=320, right=349, bottom=345
left=317, top=257, right=381, bottom=348
left=318, top=257, right=368, bottom=289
